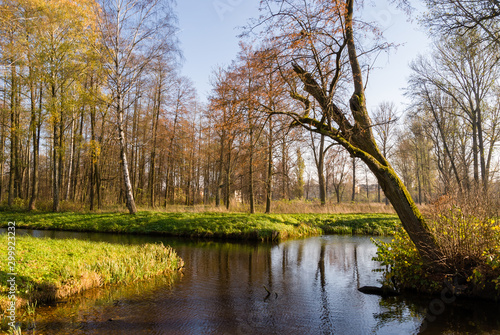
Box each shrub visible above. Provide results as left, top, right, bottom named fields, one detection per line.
left=374, top=191, right=500, bottom=298
left=426, top=192, right=500, bottom=278
left=373, top=230, right=442, bottom=293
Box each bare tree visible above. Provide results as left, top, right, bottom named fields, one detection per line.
left=409, top=31, right=500, bottom=191
left=310, top=132, right=335, bottom=206
left=326, top=145, right=350, bottom=203
left=372, top=101, right=399, bottom=203
left=423, top=0, right=500, bottom=45
left=93, top=0, right=179, bottom=214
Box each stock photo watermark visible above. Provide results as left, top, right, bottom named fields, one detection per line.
left=213, top=0, right=244, bottom=21
left=369, top=3, right=402, bottom=29
left=6, top=221, right=17, bottom=332
left=212, top=1, right=403, bottom=25
left=419, top=280, right=458, bottom=332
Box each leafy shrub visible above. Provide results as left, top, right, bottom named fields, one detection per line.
left=374, top=192, right=500, bottom=297
left=373, top=230, right=442, bottom=293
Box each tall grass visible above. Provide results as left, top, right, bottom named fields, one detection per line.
left=154, top=200, right=394, bottom=213
left=0, top=235, right=183, bottom=312
left=142, top=200, right=396, bottom=214
left=1, top=197, right=396, bottom=215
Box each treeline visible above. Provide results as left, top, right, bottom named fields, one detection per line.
left=1, top=0, right=500, bottom=213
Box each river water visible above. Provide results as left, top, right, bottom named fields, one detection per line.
left=6, top=229, right=500, bottom=334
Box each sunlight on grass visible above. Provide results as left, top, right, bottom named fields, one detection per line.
left=0, top=235, right=183, bottom=318
left=0, top=212, right=400, bottom=241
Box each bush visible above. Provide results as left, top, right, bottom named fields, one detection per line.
left=374, top=192, right=500, bottom=298
left=425, top=192, right=500, bottom=274
left=373, top=230, right=442, bottom=293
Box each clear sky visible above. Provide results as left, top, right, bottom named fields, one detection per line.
left=176, top=0, right=431, bottom=115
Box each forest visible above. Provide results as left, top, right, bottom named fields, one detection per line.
left=0, top=0, right=499, bottom=218
left=2, top=3, right=500, bottom=331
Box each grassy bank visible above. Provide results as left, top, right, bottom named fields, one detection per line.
left=0, top=211, right=400, bottom=241
left=0, top=235, right=183, bottom=316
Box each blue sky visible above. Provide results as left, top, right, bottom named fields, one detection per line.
left=176, top=0, right=431, bottom=115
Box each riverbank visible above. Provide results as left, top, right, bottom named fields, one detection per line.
left=0, top=211, right=401, bottom=241
left=0, top=235, right=183, bottom=327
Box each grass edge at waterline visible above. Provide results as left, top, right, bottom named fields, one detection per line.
left=0, top=211, right=401, bottom=241
left=0, top=235, right=183, bottom=326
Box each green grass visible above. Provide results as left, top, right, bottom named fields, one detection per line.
left=0, top=235, right=183, bottom=312
left=0, top=211, right=400, bottom=240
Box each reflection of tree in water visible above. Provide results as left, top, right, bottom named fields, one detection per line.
left=23, top=232, right=500, bottom=334
left=372, top=294, right=500, bottom=334
left=315, top=242, right=334, bottom=331
left=372, top=296, right=424, bottom=333
left=417, top=299, right=500, bottom=334
left=31, top=274, right=180, bottom=334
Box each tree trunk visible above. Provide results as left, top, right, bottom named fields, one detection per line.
left=165, top=107, right=179, bottom=206
left=476, top=106, right=487, bottom=190
left=281, top=139, right=288, bottom=200
left=28, top=84, right=42, bottom=211
left=8, top=65, right=17, bottom=206
left=472, top=112, right=479, bottom=186
left=52, top=122, right=59, bottom=212
left=372, top=160, right=444, bottom=264
left=131, top=84, right=140, bottom=197
left=425, top=87, right=463, bottom=191
left=149, top=83, right=161, bottom=208
left=265, top=117, right=273, bottom=213
left=14, top=77, right=21, bottom=200
left=65, top=114, right=75, bottom=201
left=365, top=167, right=369, bottom=202
left=50, top=81, right=60, bottom=212
left=225, top=149, right=231, bottom=210
left=249, top=124, right=255, bottom=213
left=0, top=99, right=5, bottom=202
left=72, top=105, right=84, bottom=201
left=351, top=157, right=356, bottom=202
left=216, top=123, right=225, bottom=208
left=344, top=0, right=442, bottom=265
left=314, top=134, right=327, bottom=205
left=416, top=148, right=422, bottom=205
left=89, top=156, right=95, bottom=211
left=90, top=96, right=97, bottom=211
left=117, top=92, right=137, bottom=214
left=57, top=94, right=65, bottom=208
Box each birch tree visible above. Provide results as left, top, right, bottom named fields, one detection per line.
left=93, top=0, right=179, bottom=214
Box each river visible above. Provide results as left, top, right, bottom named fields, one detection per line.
left=5, top=229, right=500, bottom=334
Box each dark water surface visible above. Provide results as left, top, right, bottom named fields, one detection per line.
left=6, top=229, right=500, bottom=334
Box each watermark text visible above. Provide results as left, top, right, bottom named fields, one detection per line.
left=6, top=221, right=17, bottom=331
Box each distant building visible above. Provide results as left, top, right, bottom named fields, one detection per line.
left=234, top=190, right=242, bottom=203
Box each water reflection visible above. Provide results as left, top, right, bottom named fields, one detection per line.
left=4, top=229, right=499, bottom=334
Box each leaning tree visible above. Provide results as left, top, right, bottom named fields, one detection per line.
left=251, top=0, right=444, bottom=266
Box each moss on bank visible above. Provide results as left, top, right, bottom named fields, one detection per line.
left=0, top=235, right=183, bottom=314
left=0, top=211, right=400, bottom=241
